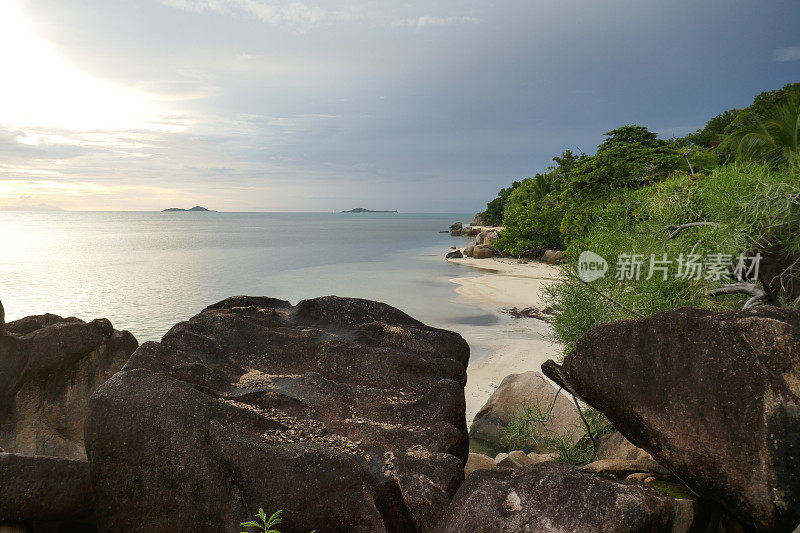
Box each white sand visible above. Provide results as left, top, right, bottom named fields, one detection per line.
left=445, top=256, right=564, bottom=426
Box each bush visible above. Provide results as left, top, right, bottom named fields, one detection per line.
left=502, top=398, right=613, bottom=466
left=545, top=162, right=800, bottom=353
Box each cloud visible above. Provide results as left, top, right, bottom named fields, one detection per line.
left=392, top=15, right=479, bottom=28
left=161, top=0, right=325, bottom=24
left=774, top=45, right=800, bottom=62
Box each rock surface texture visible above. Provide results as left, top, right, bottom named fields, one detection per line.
left=0, top=452, right=93, bottom=524
left=0, top=313, right=137, bottom=460
left=86, top=296, right=470, bottom=533
left=543, top=306, right=800, bottom=532
left=469, top=371, right=580, bottom=456
left=436, top=461, right=688, bottom=532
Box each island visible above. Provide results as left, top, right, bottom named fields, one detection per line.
left=341, top=208, right=398, bottom=213
left=162, top=206, right=216, bottom=212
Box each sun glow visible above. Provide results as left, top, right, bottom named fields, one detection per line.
left=0, top=0, right=165, bottom=131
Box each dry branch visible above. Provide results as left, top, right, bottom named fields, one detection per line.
left=667, top=222, right=720, bottom=240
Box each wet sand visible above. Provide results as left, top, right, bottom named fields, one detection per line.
left=446, top=256, right=563, bottom=425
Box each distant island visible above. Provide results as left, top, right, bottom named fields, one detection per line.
left=162, top=206, right=216, bottom=212
left=341, top=208, right=398, bottom=213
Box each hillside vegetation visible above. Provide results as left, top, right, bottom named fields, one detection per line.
left=479, top=83, right=800, bottom=352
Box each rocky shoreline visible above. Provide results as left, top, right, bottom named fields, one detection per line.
left=0, top=282, right=798, bottom=530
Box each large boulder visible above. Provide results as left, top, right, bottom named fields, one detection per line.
left=475, top=230, right=500, bottom=246
left=542, top=249, right=563, bottom=264
left=0, top=453, right=93, bottom=524
left=471, top=213, right=484, bottom=226
left=469, top=371, right=580, bottom=456
left=543, top=306, right=800, bottom=532
left=596, top=431, right=653, bottom=461
left=464, top=453, right=495, bottom=477
left=464, top=242, right=476, bottom=257
left=471, top=245, right=494, bottom=259
left=436, top=461, right=692, bottom=532
left=86, top=296, right=470, bottom=532
left=463, top=227, right=481, bottom=237
left=0, top=312, right=137, bottom=460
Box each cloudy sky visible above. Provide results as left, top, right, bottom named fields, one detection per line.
left=0, top=0, right=798, bottom=211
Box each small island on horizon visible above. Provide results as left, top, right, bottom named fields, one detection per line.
left=162, top=206, right=216, bottom=212
left=341, top=207, right=398, bottom=213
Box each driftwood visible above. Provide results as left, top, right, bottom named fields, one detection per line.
left=707, top=283, right=767, bottom=309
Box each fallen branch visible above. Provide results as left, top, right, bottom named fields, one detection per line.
left=707, top=283, right=767, bottom=309
left=578, top=279, right=645, bottom=318
left=667, top=222, right=719, bottom=240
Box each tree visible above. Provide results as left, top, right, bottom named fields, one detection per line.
left=723, top=99, right=800, bottom=168
left=559, top=125, right=683, bottom=250
left=686, top=109, right=739, bottom=148
left=479, top=180, right=521, bottom=225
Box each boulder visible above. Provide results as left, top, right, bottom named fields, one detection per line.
left=450, top=228, right=462, bottom=237
left=464, top=453, right=495, bottom=477
left=542, top=249, right=563, bottom=264
left=471, top=213, right=484, bottom=226
left=471, top=245, right=494, bottom=259
left=464, top=242, right=476, bottom=257
left=476, top=230, right=500, bottom=246
left=527, top=452, right=557, bottom=464
left=465, top=227, right=481, bottom=236
left=0, top=313, right=137, bottom=460
left=445, top=250, right=463, bottom=259
left=542, top=306, right=800, bottom=532
left=449, top=222, right=462, bottom=231
left=495, top=450, right=533, bottom=468
left=596, top=431, right=653, bottom=461
left=469, top=372, right=580, bottom=456
left=582, top=458, right=671, bottom=477
left=0, top=453, right=92, bottom=523
left=436, top=461, right=689, bottom=532
left=86, top=296, right=470, bottom=532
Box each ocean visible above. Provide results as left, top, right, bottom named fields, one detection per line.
left=0, top=211, right=493, bottom=344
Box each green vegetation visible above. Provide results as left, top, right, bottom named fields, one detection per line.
left=503, top=399, right=613, bottom=466
left=545, top=163, right=800, bottom=352
left=241, top=509, right=284, bottom=533
left=477, top=83, right=800, bottom=354
left=241, top=509, right=316, bottom=533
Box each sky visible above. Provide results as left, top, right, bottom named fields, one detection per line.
left=0, top=0, right=798, bottom=212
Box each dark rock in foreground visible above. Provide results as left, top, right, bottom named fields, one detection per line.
left=0, top=313, right=138, bottom=460
left=0, top=453, right=93, bottom=524
left=436, top=461, right=690, bottom=532
left=86, top=296, right=470, bottom=532
left=543, top=306, right=800, bottom=532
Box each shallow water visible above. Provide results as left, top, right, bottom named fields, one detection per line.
left=0, top=211, right=486, bottom=343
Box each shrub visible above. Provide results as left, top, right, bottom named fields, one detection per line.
left=546, top=162, right=800, bottom=353
left=241, top=509, right=284, bottom=533
left=502, top=399, right=613, bottom=466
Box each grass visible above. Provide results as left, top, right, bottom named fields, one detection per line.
left=545, top=163, right=800, bottom=354
left=502, top=399, right=613, bottom=466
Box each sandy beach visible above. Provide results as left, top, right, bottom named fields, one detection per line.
left=446, top=255, right=564, bottom=425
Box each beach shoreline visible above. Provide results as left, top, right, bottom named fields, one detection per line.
left=445, top=255, right=563, bottom=425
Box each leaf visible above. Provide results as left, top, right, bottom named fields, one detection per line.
left=240, top=521, right=260, bottom=528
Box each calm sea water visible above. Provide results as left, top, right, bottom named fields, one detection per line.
left=0, top=211, right=491, bottom=343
